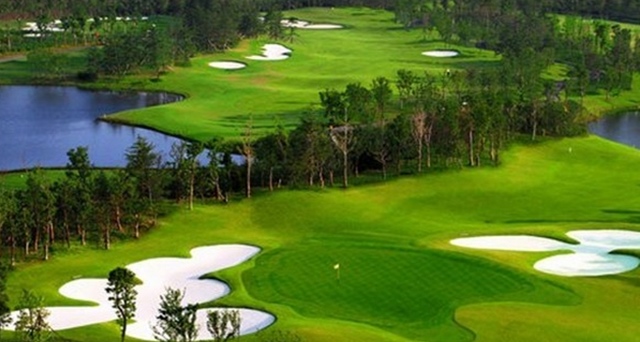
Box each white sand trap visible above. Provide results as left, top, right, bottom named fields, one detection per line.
left=304, top=24, right=344, bottom=29
left=534, top=253, right=640, bottom=277
left=450, top=235, right=569, bottom=252
left=568, top=230, right=640, bottom=251
left=281, top=19, right=309, bottom=28
left=422, top=50, right=459, bottom=58
left=246, top=44, right=292, bottom=61
left=451, top=230, right=640, bottom=277
left=7, top=244, right=275, bottom=341
left=208, top=61, right=247, bottom=70
left=281, top=19, right=343, bottom=29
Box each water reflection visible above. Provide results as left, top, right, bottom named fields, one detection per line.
left=589, top=112, right=640, bottom=149
left=0, top=86, right=184, bottom=170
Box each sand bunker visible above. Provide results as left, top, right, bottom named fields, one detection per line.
left=451, top=230, right=640, bottom=277
left=422, top=50, right=459, bottom=58
left=7, top=244, right=274, bottom=341
left=246, top=44, right=292, bottom=61
left=281, top=19, right=343, bottom=29
left=208, top=61, right=247, bottom=70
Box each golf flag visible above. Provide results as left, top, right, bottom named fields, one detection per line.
left=334, top=263, right=340, bottom=270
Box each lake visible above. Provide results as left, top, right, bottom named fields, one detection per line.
left=588, top=111, right=640, bottom=148
left=0, top=85, right=185, bottom=171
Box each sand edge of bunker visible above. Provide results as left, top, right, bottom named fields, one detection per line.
left=208, top=61, right=248, bottom=70
left=451, top=229, right=640, bottom=277
left=6, top=244, right=275, bottom=341
left=281, top=19, right=344, bottom=29
left=246, top=44, right=292, bottom=61
left=422, top=50, right=460, bottom=58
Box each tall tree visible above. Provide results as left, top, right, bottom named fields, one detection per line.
left=106, top=267, right=138, bottom=342
left=206, top=309, right=240, bottom=342
left=239, top=119, right=255, bottom=199
left=370, top=76, right=393, bottom=122
left=126, top=136, right=161, bottom=203
left=24, top=170, right=55, bottom=261
left=0, top=262, right=11, bottom=337
left=14, top=289, right=50, bottom=342
left=153, top=287, right=199, bottom=342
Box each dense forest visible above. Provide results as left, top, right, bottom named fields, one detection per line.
left=4, top=0, right=640, bottom=20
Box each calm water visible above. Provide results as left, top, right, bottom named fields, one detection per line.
left=0, top=86, right=184, bottom=171
left=589, top=112, right=640, bottom=148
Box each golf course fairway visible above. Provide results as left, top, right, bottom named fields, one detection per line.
left=3, top=6, right=640, bottom=342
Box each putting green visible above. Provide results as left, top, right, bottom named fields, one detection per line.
left=244, top=243, right=577, bottom=341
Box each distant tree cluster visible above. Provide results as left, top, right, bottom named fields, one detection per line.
left=392, top=0, right=640, bottom=101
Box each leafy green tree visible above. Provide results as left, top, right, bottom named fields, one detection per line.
left=396, top=69, right=416, bottom=109
left=285, top=17, right=298, bottom=43
left=0, top=262, right=12, bottom=338
left=153, top=287, right=199, bottom=342
left=255, top=125, right=288, bottom=191
left=264, top=7, right=284, bottom=40
left=65, top=147, right=93, bottom=246
left=93, top=171, right=114, bottom=250
left=370, top=77, right=393, bottom=122
left=362, top=123, right=391, bottom=179
left=203, top=137, right=225, bottom=202
left=106, top=267, right=138, bottom=342
left=288, top=114, right=334, bottom=187
left=14, top=289, right=50, bottom=342
left=126, top=136, right=162, bottom=203
left=24, top=170, right=56, bottom=261
left=27, top=49, right=68, bottom=79
left=168, top=141, right=203, bottom=209
left=206, top=309, right=240, bottom=342
left=239, top=119, right=255, bottom=199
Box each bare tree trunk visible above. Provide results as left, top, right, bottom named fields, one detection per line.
left=342, top=149, right=348, bottom=188
left=115, top=206, right=124, bottom=232
left=134, top=214, right=141, bottom=239
left=10, top=235, right=16, bottom=266
left=34, top=228, right=39, bottom=255
left=269, top=167, right=274, bottom=192
left=189, top=173, right=195, bottom=210
left=382, top=160, right=387, bottom=180
left=468, top=128, right=475, bottom=166
left=104, top=225, right=110, bottom=250
left=412, top=112, right=427, bottom=173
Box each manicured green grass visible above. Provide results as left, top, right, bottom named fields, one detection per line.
left=5, top=136, right=640, bottom=342
left=5, top=7, right=640, bottom=342
left=97, top=7, right=499, bottom=141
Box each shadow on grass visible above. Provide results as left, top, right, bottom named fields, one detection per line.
left=503, top=208, right=640, bottom=225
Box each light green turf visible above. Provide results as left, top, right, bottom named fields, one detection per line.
left=5, top=136, right=640, bottom=342
left=100, top=7, right=499, bottom=141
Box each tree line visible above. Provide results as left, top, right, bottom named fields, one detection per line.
left=0, top=63, right=585, bottom=265
left=392, top=0, right=640, bottom=104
